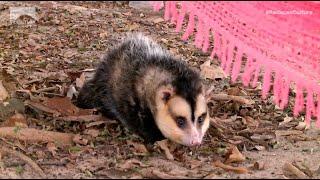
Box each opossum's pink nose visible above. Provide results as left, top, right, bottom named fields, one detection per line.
left=190, top=139, right=201, bottom=146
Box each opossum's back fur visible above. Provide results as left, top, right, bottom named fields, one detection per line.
left=76, top=33, right=202, bottom=143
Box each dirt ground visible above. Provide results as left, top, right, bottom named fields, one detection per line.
left=0, top=1, right=320, bottom=179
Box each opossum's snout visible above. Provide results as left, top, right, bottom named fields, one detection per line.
left=181, top=132, right=202, bottom=147
left=154, top=85, right=209, bottom=147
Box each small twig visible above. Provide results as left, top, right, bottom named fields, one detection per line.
left=208, top=93, right=254, bottom=105
left=0, top=147, right=46, bottom=178
left=213, top=160, right=248, bottom=174
left=16, top=89, right=32, bottom=95
left=283, top=162, right=308, bottom=178
left=41, top=92, right=65, bottom=97
left=151, top=169, right=188, bottom=179
left=210, top=118, right=233, bottom=134
left=38, top=159, right=69, bottom=166
left=4, top=161, right=26, bottom=167
left=82, top=68, right=95, bottom=72
left=23, top=79, right=43, bottom=86
left=205, top=84, right=215, bottom=97
left=275, top=130, right=303, bottom=137
left=86, top=121, right=108, bottom=128
left=56, top=115, right=101, bottom=122
left=32, top=87, right=57, bottom=93
left=0, top=127, right=75, bottom=146
left=237, top=127, right=274, bottom=135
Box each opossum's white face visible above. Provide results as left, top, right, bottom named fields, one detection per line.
left=155, top=86, right=210, bottom=147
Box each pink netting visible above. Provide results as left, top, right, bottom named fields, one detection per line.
left=152, top=1, right=320, bottom=126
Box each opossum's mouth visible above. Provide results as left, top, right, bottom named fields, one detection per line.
left=170, top=139, right=202, bottom=147
left=182, top=138, right=203, bottom=147
left=166, top=133, right=204, bottom=147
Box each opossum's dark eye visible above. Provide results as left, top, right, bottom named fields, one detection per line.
left=198, top=113, right=207, bottom=125
left=198, top=116, right=204, bottom=125
left=176, top=116, right=186, bottom=128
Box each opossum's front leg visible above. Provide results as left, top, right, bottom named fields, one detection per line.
left=98, top=95, right=120, bottom=120
left=116, top=104, right=164, bottom=144
left=136, top=110, right=165, bottom=144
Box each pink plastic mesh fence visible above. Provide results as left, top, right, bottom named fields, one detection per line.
left=152, top=1, right=320, bottom=126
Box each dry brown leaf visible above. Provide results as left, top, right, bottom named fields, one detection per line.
left=76, top=73, right=86, bottom=89
left=250, top=134, right=274, bottom=143
left=27, top=38, right=37, bottom=47
left=63, top=49, right=78, bottom=58
left=151, top=169, right=187, bottom=179
left=161, top=38, right=169, bottom=44
left=122, top=12, right=132, bottom=16
left=63, top=4, right=88, bottom=14
left=46, top=71, right=69, bottom=81
left=200, top=60, right=226, bottom=80
left=56, top=115, right=101, bottom=122
left=47, top=142, right=57, bottom=157
left=99, top=31, right=108, bottom=39
left=282, top=162, right=308, bottom=178
left=25, top=100, right=61, bottom=117
left=189, top=159, right=202, bottom=170
left=0, top=147, right=46, bottom=178
left=118, top=158, right=148, bottom=170
left=152, top=17, right=164, bottom=24
left=205, top=84, right=215, bottom=97
left=156, top=139, right=174, bottom=160
left=295, top=122, right=307, bottom=131
left=0, top=127, right=74, bottom=146
left=254, top=145, right=266, bottom=151
left=77, top=158, right=108, bottom=175
left=209, top=93, right=254, bottom=105
left=275, top=130, right=303, bottom=137
left=31, top=84, right=37, bottom=92
left=73, top=134, right=88, bottom=145
left=43, top=97, right=79, bottom=116
left=86, top=121, right=108, bottom=128
left=225, top=145, right=246, bottom=164
left=127, top=140, right=149, bottom=155
left=140, top=168, right=188, bottom=179
left=0, top=81, right=9, bottom=101
left=201, top=59, right=211, bottom=67
left=29, top=33, right=44, bottom=41
left=250, top=161, right=266, bottom=171
left=203, top=173, right=218, bottom=179
left=292, top=161, right=313, bottom=177
left=227, top=87, right=243, bottom=96
left=127, top=23, right=139, bottom=31
left=213, top=160, right=248, bottom=174
left=66, top=85, right=78, bottom=99
left=1, top=112, right=28, bottom=128
left=279, top=116, right=293, bottom=126
left=243, top=116, right=259, bottom=128
left=84, top=129, right=100, bottom=138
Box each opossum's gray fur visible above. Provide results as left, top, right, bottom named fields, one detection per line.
left=76, top=33, right=202, bottom=143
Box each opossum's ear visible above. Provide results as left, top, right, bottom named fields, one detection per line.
left=157, top=85, right=175, bottom=103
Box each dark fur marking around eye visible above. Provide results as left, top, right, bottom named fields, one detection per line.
left=176, top=116, right=187, bottom=128
left=168, top=107, right=187, bottom=129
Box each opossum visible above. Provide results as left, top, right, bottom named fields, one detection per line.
left=76, top=33, right=210, bottom=146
